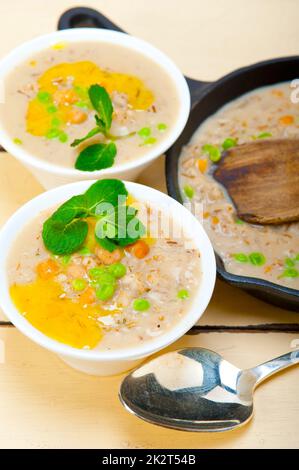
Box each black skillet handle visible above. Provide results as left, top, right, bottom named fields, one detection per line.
left=185, top=76, right=211, bottom=108
left=57, top=7, right=125, bottom=33
left=57, top=7, right=210, bottom=107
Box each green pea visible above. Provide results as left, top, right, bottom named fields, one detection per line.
left=88, top=267, right=106, bottom=279
left=222, top=137, right=237, bottom=150
left=13, top=137, right=22, bottom=145
left=184, top=185, right=194, bottom=199
left=108, top=262, right=127, bottom=279
left=74, top=85, right=88, bottom=99
left=37, top=91, right=52, bottom=104
left=60, top=255, right=71, bottom=266
left=233, top=253, right=248, bottom=263
left=177, top=289, right=189, bottom=300
left=51, top=117, right=61, bottom=127
left=285, top=258, right=295, bottom=268
left=76, top=100, right=89, bottom=108
left=47, top=105, right=58, bottom=114
left=202, top=144, right=221, bottom=163
left=46, top=128, right=61, bottom=139
left=96, top=284, right=115, bottom=301
left=281, top=268, right=298, bottom=278
left=72, top=278, right=87, bottom=291
left=249, top=252, right=266, bottom=266
left=96, top=272, right=116, bottom=286
left=78, top=246, right=91, bottom=256
left=138, top=127, right=151, bottom=138
left=133, top=298, right=151, bottom=311
left=157, top=123, right=167, bottom=131
left=88, top=268, right=116, bottom=286
left=257, top=132, right=272, bottom=139
left=235, top=218, right=245, bottom=225
left=58, top=132, right=68, bottom=143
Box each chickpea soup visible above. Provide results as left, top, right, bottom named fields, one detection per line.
left=1, top=41, right=179, bottom=171
left=8, top=180, right=201, bottom=350
left=179, top=82, right=299, bottom=289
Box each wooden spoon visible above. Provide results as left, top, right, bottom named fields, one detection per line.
left=213, top=139, right=299, bottom=225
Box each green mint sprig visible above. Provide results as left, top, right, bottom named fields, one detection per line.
left=42, top=179, right=144, bottom=255
left=70, top=85, right=116, bottom=171
left=75, top=142, right=117, bottom=171
left=70, top=84, right=137, bottom=172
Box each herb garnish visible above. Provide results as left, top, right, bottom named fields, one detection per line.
left=71, top=84, right=136, bottom=172
left=75, top=142, right=117, bottom=171
left=42, top=179, right=145, bottom=255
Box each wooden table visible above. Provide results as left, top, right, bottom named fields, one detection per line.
left=0, top=0, right=298, bottom=449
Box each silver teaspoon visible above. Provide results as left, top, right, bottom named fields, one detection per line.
left=119, top=347, right=299, bottom=432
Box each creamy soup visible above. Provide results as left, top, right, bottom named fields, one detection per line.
left=179, top=82, right=299, bottom=289
left=1, top=41, right=179, bottom=170
left=8, top=181, right=201, bottom=350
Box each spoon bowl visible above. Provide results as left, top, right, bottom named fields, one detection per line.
left=119, top=347, right=299, bottom=432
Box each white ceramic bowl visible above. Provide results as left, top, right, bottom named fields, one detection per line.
left=0, top=28, right=190, bottom=189
left=0, top=180, right=215, bottom=375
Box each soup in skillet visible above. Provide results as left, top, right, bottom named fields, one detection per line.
left=1, top=41, right=179, bottom=171
left=8, top=180, right=201, bottom=350
left=179, top=82, right=299, bottom=289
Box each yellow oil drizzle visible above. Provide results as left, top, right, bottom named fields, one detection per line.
left=10, top=277, right=106, bottom=350
left=26, top=61, right=155, bottom=137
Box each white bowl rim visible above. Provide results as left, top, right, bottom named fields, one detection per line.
left=0, top=28, right=190, bottom=176
left=0, top=180, right=216, bottom=361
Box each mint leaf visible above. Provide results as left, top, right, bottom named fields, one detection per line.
left=89, top=84, right=113, bottom=131
left=95, top=233, right=118, bottom=253
left=70, top=127, right=101, bottom=148
left=50, top=195, right=89, bottom=223
left=75, top=142, right=117, bottom=171
left=42, top=179, right=130, bottom=255
left=87, top=179, right=127, bottom=213
left=42, top=218, right=88, bottom=255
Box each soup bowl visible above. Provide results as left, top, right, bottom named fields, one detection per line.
left=0, top=28, right=190, bottom=189
left=0, top=180, right=215, bottom=375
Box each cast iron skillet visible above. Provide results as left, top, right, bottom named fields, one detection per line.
left=58, top=7, right=299, bottom=311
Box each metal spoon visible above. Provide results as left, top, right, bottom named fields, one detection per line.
left=119, top=347, right=299, bottom=432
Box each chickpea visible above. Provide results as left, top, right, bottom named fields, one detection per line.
left=54, top=89, right=78, bottom=105
left=94, top=246, right=123, bottom=265
left=66, top=263, right=86, bottom=278
left=66, top=108, right=87, bottom=125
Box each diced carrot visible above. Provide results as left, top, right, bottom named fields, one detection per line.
left=212, top=216, right=220, bottom=225
left=36, top=258, right=60, bottom=280
left=203, top=212, right=210, bottom=219
left=197, top=158, right=208, bottom=173
left=264, top=265, right=273, bottom=273
left=279, top=115, right=294, bottom=125
left=126, top=240, right=150, bottom=259
left=79, top=287, right=96, bottom=305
